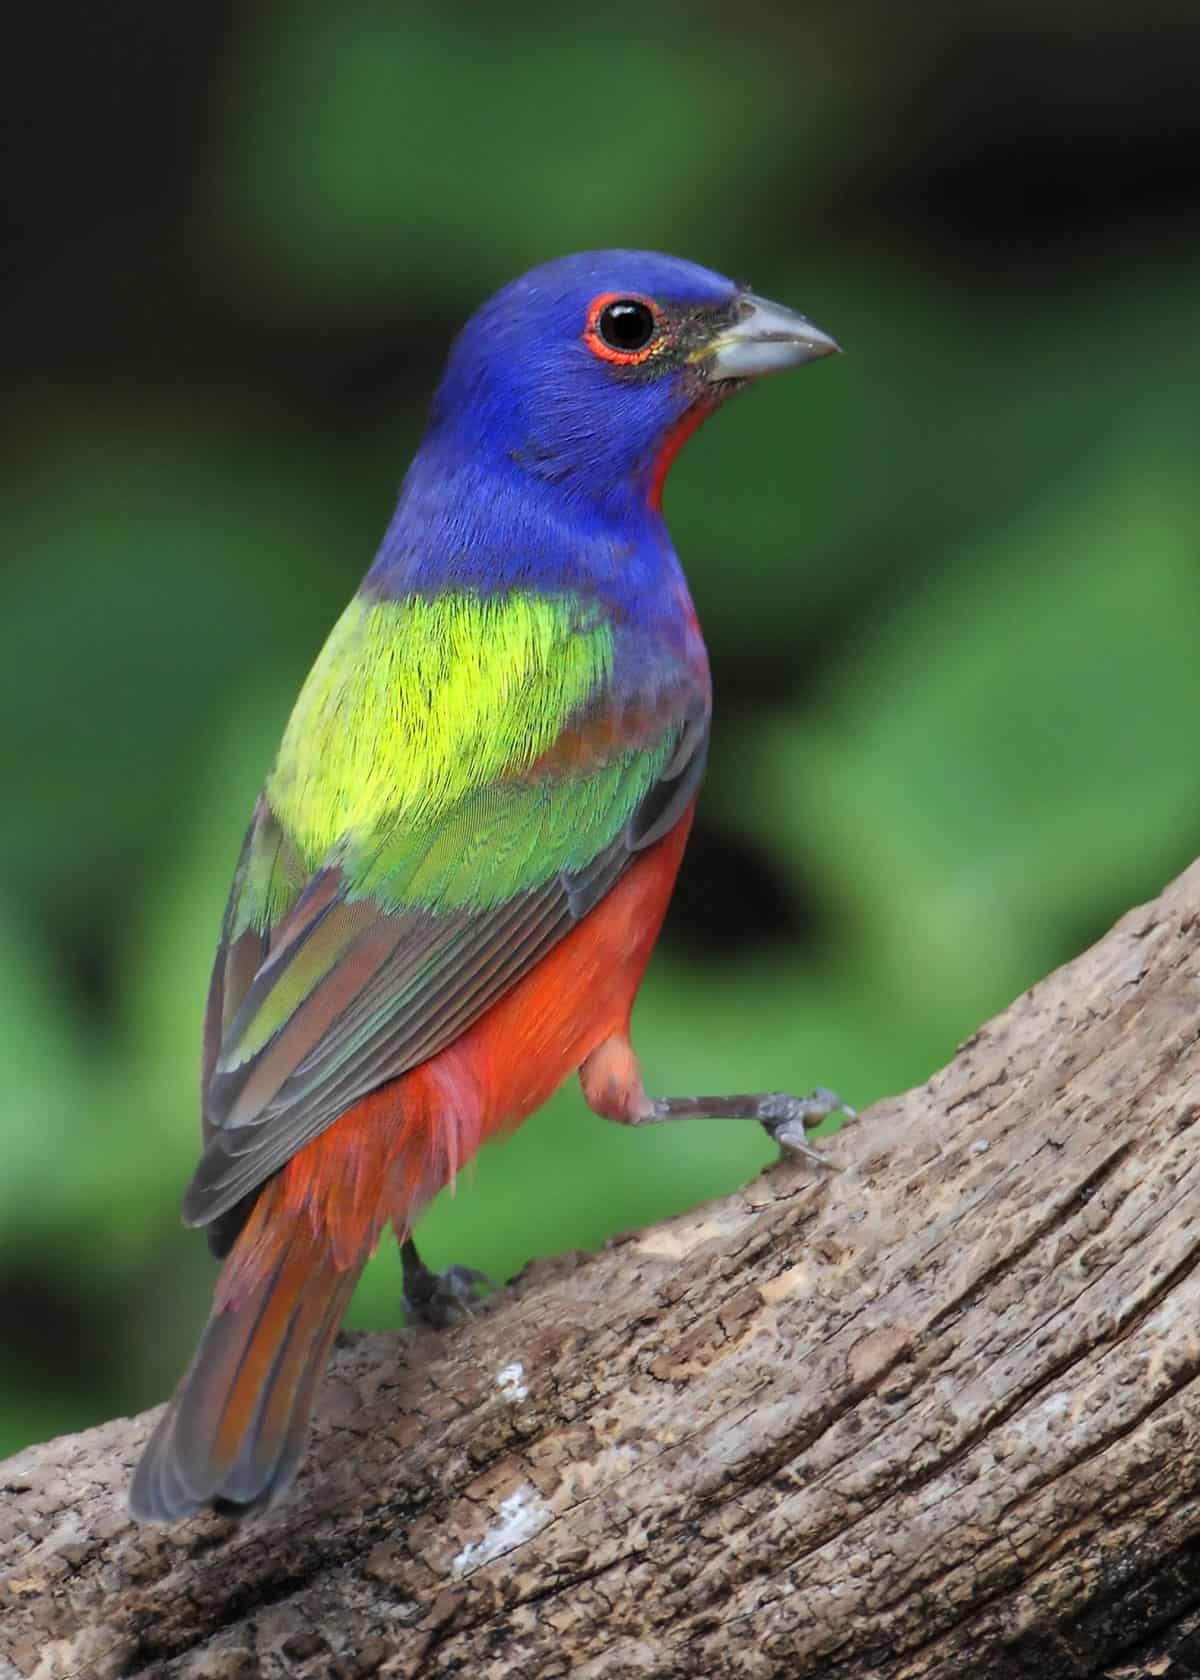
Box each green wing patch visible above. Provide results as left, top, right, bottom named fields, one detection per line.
left=266, top=590, right=614, bottom=878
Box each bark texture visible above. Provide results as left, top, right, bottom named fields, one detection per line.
left=3, top=862, right=1200, bottom=1680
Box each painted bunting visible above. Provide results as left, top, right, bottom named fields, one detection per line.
left=130, top=251, right=841, bottom=1521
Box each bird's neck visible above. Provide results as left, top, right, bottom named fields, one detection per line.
left=364, top=431, right=690, bottom=625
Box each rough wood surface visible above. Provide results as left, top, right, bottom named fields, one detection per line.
left=3, top=862, right=1200, bottom=1680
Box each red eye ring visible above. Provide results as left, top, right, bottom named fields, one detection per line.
left=583, top=292, right=661, bottom=365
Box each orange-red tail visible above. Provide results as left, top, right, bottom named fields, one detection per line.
left=129, top=1207, right=362, bottom=1521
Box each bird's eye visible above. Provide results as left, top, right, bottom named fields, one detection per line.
left=599, top=299, right=656, bottom=352
left=584, top=294, right=661, bottom=364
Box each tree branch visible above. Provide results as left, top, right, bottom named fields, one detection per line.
left=4, top=862, right=1200, bottom=1679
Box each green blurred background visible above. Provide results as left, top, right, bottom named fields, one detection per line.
left=2, top=1, right=1198, bottom=1459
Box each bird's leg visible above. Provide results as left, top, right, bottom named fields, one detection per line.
left=399, top=1235, right=492, bottom=1329
left=642, top=1089, right=851, bottom=1166
left=579, top=1035, right=854, bottom=1169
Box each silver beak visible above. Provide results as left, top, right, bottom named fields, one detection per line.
left=705, top=292, right=840, bottom=381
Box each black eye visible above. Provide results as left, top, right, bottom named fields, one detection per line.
left=598, top=298, right=657, bottom=353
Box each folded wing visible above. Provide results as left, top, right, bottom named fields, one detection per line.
left=185, top=631, right=707, bottom=1235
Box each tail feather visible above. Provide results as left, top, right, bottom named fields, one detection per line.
left=129, top=1221, right=361, bottom=1522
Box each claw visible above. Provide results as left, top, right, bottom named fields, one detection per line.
left=403, top=1264, right=494, bottom=1330
left=760, top=1087, right=854, bottom=1170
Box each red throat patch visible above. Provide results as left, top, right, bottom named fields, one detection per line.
left=647, top=399, right=719, bottom=512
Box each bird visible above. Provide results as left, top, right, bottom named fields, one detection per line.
left=129, top=250, right=841, bottom=1522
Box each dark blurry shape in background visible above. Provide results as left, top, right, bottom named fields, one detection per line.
left=2, top=0, right=1198, bottom=1456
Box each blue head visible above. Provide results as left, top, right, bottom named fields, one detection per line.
left=425, top=250, right=835, bottom=510
left=371, top=251, right=836, bottom=598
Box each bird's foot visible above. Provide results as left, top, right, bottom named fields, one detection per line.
left=400, top=1237, right=493, bottom=1329
left=752, top=1087, right=856, bottom=1162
